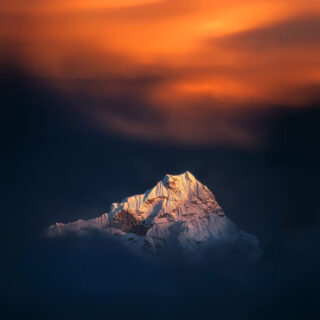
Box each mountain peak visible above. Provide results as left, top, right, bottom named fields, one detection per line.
left=44, top=172, right=261, bottom=259
left=163, top=171, right=196, bottom=182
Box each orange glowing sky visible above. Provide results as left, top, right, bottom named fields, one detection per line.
left=1, top=0, right=320, bottom=146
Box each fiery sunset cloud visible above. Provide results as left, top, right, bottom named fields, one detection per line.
left=1, top=0, right=320, bottom=146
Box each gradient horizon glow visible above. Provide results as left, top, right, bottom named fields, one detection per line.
left=1, top=0, right=320, bottom=146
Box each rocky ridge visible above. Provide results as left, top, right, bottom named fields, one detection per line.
left=44, top=171, right=261, bottom=258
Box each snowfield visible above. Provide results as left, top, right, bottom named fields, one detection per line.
left=44, top=171, right=261, bottom=258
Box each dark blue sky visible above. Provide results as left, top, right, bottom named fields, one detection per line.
left=2, top=68, right=320, bottom=320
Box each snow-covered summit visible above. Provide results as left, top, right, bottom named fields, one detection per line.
left=44, top=171, right=261, bottom=258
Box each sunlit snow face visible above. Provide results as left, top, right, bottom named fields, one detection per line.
left=43, top=172, right=261, bottom=258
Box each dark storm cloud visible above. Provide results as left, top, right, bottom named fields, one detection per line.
left=47, top=74, right=276, bottom=148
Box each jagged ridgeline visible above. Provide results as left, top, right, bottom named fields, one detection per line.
left=44, top=172, right=261, bottom=258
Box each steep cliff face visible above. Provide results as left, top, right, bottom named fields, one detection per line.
left=44, top=171, right=261, bottom=258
